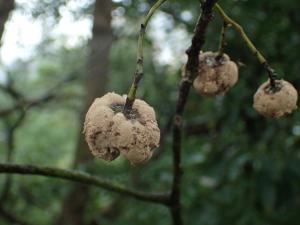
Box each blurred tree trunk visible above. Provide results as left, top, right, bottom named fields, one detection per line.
left=0, top=0, right=15, bottom=41
left=57, top=0, right=113, bottom=224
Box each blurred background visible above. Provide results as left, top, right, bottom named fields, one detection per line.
left=0, top=0, right=300, bottom=224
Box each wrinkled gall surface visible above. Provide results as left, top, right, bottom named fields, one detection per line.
left=193, top=51, right=238, bottom=96
left=253, top=79, right=298, bottom=118
left=83, top=92, right=160, bottom=165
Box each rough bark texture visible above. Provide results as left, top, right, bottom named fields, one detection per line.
left=0, top=0, right=15, bottom=42
left=57, top=0, right=113, bottom=224
left=0, top=163, right=169, bottom=204
left=170, top=1, right=218, bottom=224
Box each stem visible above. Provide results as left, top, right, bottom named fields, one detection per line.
left=170, top=1, right=219, bottom=224
left=213, top=3, right=278, bottom=87
left=170, top=115, right=183, bottom=225
left=0, top=110, right=26, bottom=203
left=0, top=163, right=170, bottom=205
left=216, top=21, right=228, bottom=60
left=123, top=0, right=167, bottom=116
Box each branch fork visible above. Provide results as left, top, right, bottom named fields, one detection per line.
left=213, top=3, right=279, bottom=88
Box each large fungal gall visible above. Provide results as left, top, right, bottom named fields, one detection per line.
left=83, top=92, right=160, bottom=165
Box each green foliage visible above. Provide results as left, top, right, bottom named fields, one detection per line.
left=1, top=0, right=300, bottom=225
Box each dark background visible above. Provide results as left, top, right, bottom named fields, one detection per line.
left=0, top=0, right=300, bottom=224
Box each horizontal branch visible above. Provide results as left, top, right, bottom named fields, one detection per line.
left=0, top=93, right=55, bottom=117
left=0, top=83, right=22, bottom=100
left=0, top=73, right=78, bottom=117
left=0, top=163, right=170, bottom=205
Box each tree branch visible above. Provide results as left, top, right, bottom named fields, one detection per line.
left=0, top=73, right=78, bottom=117
left=123, top=0, right=167, bottom=115
left=0, top=110, right=26, bottom=203
left=216, top=21, right=228, bottom=60
left=213, top=3, right=278, bottom=87
left=170, top=1, right=219, bottom=224
left=0, top=163, right=170, bottom=205
left=0, top=83, right=22, bottom=100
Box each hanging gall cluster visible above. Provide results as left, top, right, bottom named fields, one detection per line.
left=193, top=51, right=238, bottom=96
left=84, top=92, right=160, bottom=165
left=253, top=79, right=298, bottom=118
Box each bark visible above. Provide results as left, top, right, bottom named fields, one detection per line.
left=170, top=1, right=218, bottom=224
left=0, top=0, right=15, bottom=42
left=0, top=163, right=169, bottom=205
left=57, top=0, right=113, bottom=224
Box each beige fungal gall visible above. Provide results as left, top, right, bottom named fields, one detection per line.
left=253, top=79, right=298, bottom=118
left=193, top=51, right=238, bottom=96
left=83, top=92, right=160, bottom=165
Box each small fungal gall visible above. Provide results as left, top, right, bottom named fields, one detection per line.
left=193, top=51, right=238, bottom=96
left=253, top=79, right=298, bottom=118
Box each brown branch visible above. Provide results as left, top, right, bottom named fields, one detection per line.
left=184, top=121, right=211, bottom=136
left=213, top=3, right=279, bottom=87
left=0, top=110, right=26, bottom=202
left=0, top=83, right=22, bottom=100
left=0, top=73, right=78, bottom=117
left=123, top=0, right=167, bottom=114
left=170, top=1, right=219, bottom=225
left=183, top=117, right=222, bottom=136
left=0, top=94, right=55, bottom=117
left=0, top=163, right=170, bottom=205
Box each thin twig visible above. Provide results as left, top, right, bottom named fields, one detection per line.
left=216, top=21, right=228, bottom=60
left=0, top=73, right=78, bottom=117
left=0, top=163, right=170, bottom=205
left=213, top=3, right=278, bottom=87
left=123, top=0, right=167, bottom=115
left=0, top=110, right=26, bottom=202
left=0, top=83, right=22, bottom=100
left=170, top=1, right=219, bottom=225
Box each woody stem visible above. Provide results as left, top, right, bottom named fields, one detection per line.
left=123, top=0, right=167, bottom=116
left=216, top=21, right=228, bottom=60
left=213, top=3, right=278, bottom=87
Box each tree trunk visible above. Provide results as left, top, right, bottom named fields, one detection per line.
left=0, top=0, right=15, bottom=41
left=56, top=0, right=113, bottom=224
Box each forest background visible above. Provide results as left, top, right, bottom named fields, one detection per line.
left=0, top=0, right=300, bottom=225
